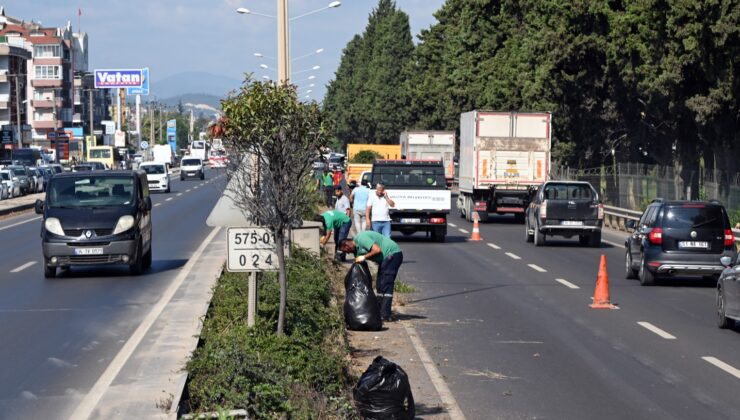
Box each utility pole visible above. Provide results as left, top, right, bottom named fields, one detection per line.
left=88, top=88, right=94, bottom=154
left=277, top=0, right=289, bottom=84
left=149, top=101, right=153, bottom=147
left=13, top=74, right=22, bottom=148
left=159, top=104, right=163, bottom=144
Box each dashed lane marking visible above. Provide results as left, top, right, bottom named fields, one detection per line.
left=637, top=322, right=677, bottom=340
left=486, top=243, right=501, bottom=250
left=702, top=357, right=740, bottom=379
left=528, top=264, right=547, bottom=272
left=154, top=203, right=162, bottom=207
left=177, top=193, right=183, bottom=197
left=10, top=261, right=37, bottom=273
left=448, top=223, right=457, bottom=227
left=602, top=239, right=624, bottom=248
left=186, top=189, right=192, bottom=193
left=458, top=228, right=469, bottom=234
left=505, top=252, right=521, bottom=260
left=166, top=198, right=173, bottom=202
left=555, top=278, right=580, bottom=289
left=0, top=216, right=42, bottom=232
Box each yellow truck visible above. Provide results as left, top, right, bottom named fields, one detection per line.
left=345, top=144, right=402, bottom=184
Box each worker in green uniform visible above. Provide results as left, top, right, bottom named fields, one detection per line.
left=322, top=171, right=334, bottom=207
left=319, top=209, right=352, bottom=261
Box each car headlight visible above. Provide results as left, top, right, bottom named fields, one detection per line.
left=112, top=215, right=135, bottom=235
left=44, top=218, right=65, bottom=236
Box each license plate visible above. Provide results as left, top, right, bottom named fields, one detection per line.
left=678, top=241, right=709, bottom=249
left=561, top=220, right=584, bottom=226
left=401, top=218, right=421, bottom=224
left=74, top=248, right=104, bottom=255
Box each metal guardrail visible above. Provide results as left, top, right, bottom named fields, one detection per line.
left=603, top=204, right=740, bottom=245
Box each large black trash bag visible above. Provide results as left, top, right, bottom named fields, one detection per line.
left=344, top=262, right=383, bottom=331
left=353, top=356, right=416, bottom=420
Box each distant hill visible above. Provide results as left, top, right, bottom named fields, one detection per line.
left=160, top=94, right=222, bottom=114
left=152, top=71, right=242, bottom=99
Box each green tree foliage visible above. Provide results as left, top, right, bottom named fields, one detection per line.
left=324, top=0, right=415, bottom=145
left=350, top=149, right=383, bottom=163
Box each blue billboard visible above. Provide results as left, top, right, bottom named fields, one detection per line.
left=126, top=67, right=149, bottom=95
left=94, top=69, right=143, bottom=88
left=167, top=119, right=177, bottom=153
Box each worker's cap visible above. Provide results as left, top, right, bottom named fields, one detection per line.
left=334, top=185, right=344, bottom=191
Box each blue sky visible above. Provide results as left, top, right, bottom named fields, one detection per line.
left=5, top=0, right=446, bottom=100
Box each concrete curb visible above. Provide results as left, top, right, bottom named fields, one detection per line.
left=0, top=201, right=35, bottom=217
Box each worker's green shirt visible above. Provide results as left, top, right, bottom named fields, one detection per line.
left=354, top=231, right=401, bottom=263
left=323, top=173, right=334, bottom=187
left=323, top=210, right=350, bottom=231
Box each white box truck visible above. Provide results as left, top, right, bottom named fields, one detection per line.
left=400, top=131, right=456, bottom=186
left=457, top=111, right=552, bottom=223
left=152, top=144, right=175, bottom=167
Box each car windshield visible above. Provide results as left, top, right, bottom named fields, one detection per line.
left=12, top=168, right=25, bottom=176
left=1, top=172, right=8, bottom=180
left=74, top=166, right=92, bottom=171
left=182, top=159, right=200, bottom=166
left=663, top=205, right=725, bottom=230
left=544, top=184, right=594, bottom=200
left=141, top=165, right=166, bottom=174
left=89, top=149, right=111, bottom=159
left=48, top=176, right=135, bottom=208
left=372, top=165, right=446, bottom=188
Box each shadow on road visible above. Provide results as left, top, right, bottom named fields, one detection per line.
left=51, top=258, right=188, bottom=279
left=392, top=235, right=467, bottom=244
left=411, top=285, right=507, bottom=304
left=533, top=239, right=617, bottom=249
left=415, top=402, right=449, bottom=418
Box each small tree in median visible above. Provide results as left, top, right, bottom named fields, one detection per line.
left=219, top=79, right=330, bottom=335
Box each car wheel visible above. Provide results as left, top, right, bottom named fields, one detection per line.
left=639, top=255, right=655, bottom=286
left=143, top=245, right=152, bottom=269
left=525, top=219, right=534, bottom=243
left=589, top=231, right=602, bottom=247
left=717, top=283, right=733, bottom=329
left=534, top=225, right=546, bottom=247
left=129, top=240, right=144, bottom=275
left=43, top=260, right=56, bottom=278
left=200, top=173, right=205, bottom=180
left=431, top=228, right=446, bottom=243
left=165, top=184, right=171, bottom=193
left=625, top=251, right=638, bottom=279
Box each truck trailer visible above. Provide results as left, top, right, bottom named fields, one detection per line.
left=457, top=111, right=552, bottom=223
left=399, top=131, right=456, bottom=186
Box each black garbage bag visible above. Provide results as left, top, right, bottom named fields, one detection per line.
left=354, top=356, right=416, bottom=420
left=344, top=262, right=383, bottom=331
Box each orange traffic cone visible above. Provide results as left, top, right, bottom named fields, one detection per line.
left=470, top=212, right=483, bottom=241
left=590, top=254, right=617, bottom=309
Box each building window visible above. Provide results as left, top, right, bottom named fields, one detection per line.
left=33, top=44, right=61, bottom=58
left=34, top=65, right=61, bottom=80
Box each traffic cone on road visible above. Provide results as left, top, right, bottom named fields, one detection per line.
left=470, top=212, right=483, bottom=241
left=590, top=254, right=617, bottom=309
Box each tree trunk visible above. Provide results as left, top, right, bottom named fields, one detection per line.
left=275, top=229, right=287, bottom=335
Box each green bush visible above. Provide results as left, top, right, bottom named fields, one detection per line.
left=185, top=248, right=356, bottom=419
left=350, top=150, right=382, bottom=164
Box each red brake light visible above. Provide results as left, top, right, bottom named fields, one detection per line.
left=648, top=228, right=663, bottom=245
left=430, top=217, right=446, bottom=224
left=724, top=229, right=735, bottom=247
left=540, top=200, right=547, bottom=219
left=597, top=203, right=604, bottom=220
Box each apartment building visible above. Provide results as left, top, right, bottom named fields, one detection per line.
left=0, top=34, right=31, bottom=147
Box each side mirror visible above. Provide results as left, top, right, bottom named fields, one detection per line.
left=720, top=256, right=732, bottom=268
left=34, top=199, right=44, bottom=215
left=143, top=197, right=152, bottom=211
left=626, top=220, right=636, bottom=230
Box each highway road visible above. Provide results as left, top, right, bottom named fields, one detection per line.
left=397, top=199, right=740, bottom=420
left=0, top=168, right=225, bottom=419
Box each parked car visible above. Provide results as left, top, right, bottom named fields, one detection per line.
left=0, top=177, right=8, bottom=199
left=46, top=163, right=64, bottom=175
left=717, top=255, right=740, bottom=329
left=88, top=161, right=108, bottom=171
left=0, top=170, right=21, bottom=198
left=139, top=162, right=171, bottom=193
left=625, top=199, right=737, bottom=286
left=180, top=157, right=205, bottom=180
left=525, top=181, right=603, bottom=247
left=6, top=165, right=32, bottom=194
left=35, top=170, right=153, bottom=278
left=29, top=167, right=46, bottom=193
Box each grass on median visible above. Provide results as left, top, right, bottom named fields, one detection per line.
left=184, top=247, right=358, bottom=419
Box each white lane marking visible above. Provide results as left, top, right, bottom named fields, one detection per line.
left=448, top=223, right=457, bottom=228
left=154, top=203, right=162, bottom=207
left=487, top=243, right=501, bottom=250
left=186, top=189, right=192, bottom=193
left=70, top=227, right=222, bottom=419
left=166, top=197, right=173, bottom=202
left=0, top=216, right=42, bottom=232
left=458, top=228, right=469, bottom=234
left=505, top=252, right=521, bottom=260
left=10, top=261, right=37, bottom=273
left=602, top=239, right=623, bottom=248
left=637, top=322, right=677, bottom=340
left=403, top=323, right=467, bottom=420
left=702, top=357, right=740, bottom=379
left=528, top=264, right=547, bottom=272
left=193, top=186, right=199, bottom=190
left=177, top=193, right=183, bottom=197
left=555, top=278, right=580, bottom=289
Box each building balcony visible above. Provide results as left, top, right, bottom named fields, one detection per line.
left=0, top=94, right=8, bottom=109
left=0, top=73, right=6, bottom=83
left=34, top=57, right=63, bottom=66
left=32, top=98, right=64, bottom=108
left=32, top=120, right=64, bottom=130
left=31, top=79, right=63, bottom=88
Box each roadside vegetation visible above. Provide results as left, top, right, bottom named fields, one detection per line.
left=184, top=248, right=357, bottom=419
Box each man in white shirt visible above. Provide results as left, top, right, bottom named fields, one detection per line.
left=334, top=186, right=351, bottom=216
left=365, top=183, right=395, bottom=237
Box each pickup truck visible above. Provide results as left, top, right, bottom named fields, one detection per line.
left=370, top=160, right=451, bottom=242
left=525, top=181, right=604, bottom=247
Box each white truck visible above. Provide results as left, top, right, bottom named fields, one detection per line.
left=457, top=111, right=552, bottom=223
left=152, top=144, right=175, bottom=167
left=400, top=131, right=456, bottom=186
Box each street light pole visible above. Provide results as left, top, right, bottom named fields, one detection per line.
left=13, top=74, right=22, bottom=148
left=277, top=0, right=289, bottom=84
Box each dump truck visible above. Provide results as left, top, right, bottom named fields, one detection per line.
left=399, top=131, right=456, bottom=185
left=345, top=144, right=402, bottom=184
left=457, top=111, right=552, bottom=223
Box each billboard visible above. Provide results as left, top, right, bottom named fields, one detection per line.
left=126, top=67, right=149, bottom=96
left=167, top=119, right=177, bottom=153
left=94, top=69, right=143, bottom=88
left=64, top=127, right=84, bottom=140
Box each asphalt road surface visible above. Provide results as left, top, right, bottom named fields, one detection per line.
left=0, top=168, right=225, bottom=419
left=395, top=198, right=740, bottom=420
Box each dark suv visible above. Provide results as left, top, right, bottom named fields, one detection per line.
left=625, top=199, right=737, bottom=286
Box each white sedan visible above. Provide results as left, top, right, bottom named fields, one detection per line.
left=139, top=162, right=171, bottom=193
